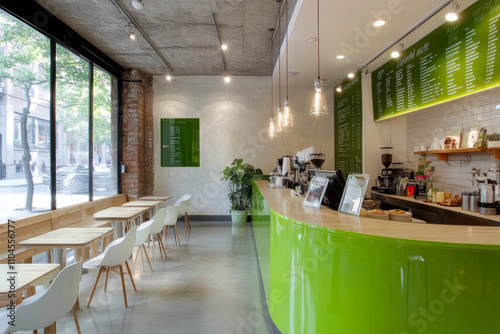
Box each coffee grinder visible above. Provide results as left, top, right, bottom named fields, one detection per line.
left=377, top=147, right=396, bottom=194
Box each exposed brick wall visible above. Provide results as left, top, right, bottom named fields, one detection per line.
left=144, top=76, right=155, bottom=195
left=121, top=69, right=153, bottom=199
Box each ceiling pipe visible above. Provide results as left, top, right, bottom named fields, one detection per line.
left=110, top=0, right=174, bottom=73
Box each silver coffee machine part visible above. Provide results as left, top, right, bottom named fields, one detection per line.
left=478, top=182, right=497, bottom=215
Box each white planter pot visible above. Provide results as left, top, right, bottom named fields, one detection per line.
left=487, top=140, right=500, bottom=149
left=230, top=209, right=248, bottom=223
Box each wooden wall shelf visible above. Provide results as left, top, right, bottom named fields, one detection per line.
left=413, top=147, right=500, bottom=161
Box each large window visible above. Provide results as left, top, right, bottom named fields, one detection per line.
left=0, top=9, right=119, bottom=219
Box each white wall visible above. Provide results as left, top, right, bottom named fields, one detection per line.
left=153, top=76, right=334, bottom=215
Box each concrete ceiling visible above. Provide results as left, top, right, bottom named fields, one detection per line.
left=34, top=0, right=478, bottom=89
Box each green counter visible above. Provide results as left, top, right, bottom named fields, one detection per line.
left=252, top=181, right=500, bottom=334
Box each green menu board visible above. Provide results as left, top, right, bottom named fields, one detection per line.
left=160, top=118, right=200, bottom=167
left=334, top=72, right=363, bottom=175
left=372, top=0, right=500, bottom=121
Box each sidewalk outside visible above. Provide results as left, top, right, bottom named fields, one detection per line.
left=0, top=176, right=43, bottom=187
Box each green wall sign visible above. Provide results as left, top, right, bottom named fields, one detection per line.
left=334, top=72, right=363, bottom=175
left=160, top=118, right=200, bottom=167
left=372, top=0, right=500, bottom=121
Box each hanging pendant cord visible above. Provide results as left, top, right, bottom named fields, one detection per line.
left=278, top=0, right=281, bottom=108
left=317, top=0, right=320, bottom=80
left=286, top=0, right=289, bottom=100
left=271, top=33, right=274, bottom=119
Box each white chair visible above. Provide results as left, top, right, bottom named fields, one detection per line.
left=145, top=208, right=168, bottom=260
left=174, top=194, right=192, bottom=235
left=0, top=261, right=83, bottom=334
left=163, top=205, right=181, bottom=246
left=134, top=219, right=154, bottom=271
left=84, top=226, right=138, bottom=308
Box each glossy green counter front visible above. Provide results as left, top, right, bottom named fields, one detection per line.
left=251, top=180, right=500, bottom=334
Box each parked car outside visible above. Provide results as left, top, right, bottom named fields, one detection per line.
left=43, top=165, right=111, bottom=194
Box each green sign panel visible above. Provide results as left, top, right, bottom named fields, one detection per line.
left=334, top=72, right=363, bottom=175
left=372, top=0, right=500, bottom=121
left=160, top=118, right=200, bottom=167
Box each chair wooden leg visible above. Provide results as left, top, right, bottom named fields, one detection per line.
left=73, top=302, right=81, bottom=334
left=44, top=322, right=56, bottom=334
left=104, top=266, right=110, bottom=292
left=141, top=244, right=153, bottom=271
left=125, top=260, right=137, bottom=291
left=118, top=264, right=128, bottom=308
left=87, top=266, right=105, bottom=308
left=156, top=233, right=167, bottom=260
left=174, top=224, right=181, bottom=246
left=185, top=212, right=191, bottom=235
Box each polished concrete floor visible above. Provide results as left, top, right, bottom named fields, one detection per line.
left=38, top=222, right=277, bottom=334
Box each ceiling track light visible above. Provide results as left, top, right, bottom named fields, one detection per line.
left=446, top=1, right=460, bottom=21
left=131, top=0, right=144, bottom=10
left=213, top=13, right=229, bottom=83
left=111, top=0, right=173, bottom=74
left=391, top=42, right=404, bottom=58
left=356, top=1, right=453, bottom=76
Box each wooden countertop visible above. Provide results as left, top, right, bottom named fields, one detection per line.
left=371, top=191, right=500, bottom=223
left=254, top=179, right=500, bottom=250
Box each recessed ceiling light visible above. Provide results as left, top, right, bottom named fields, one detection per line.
left=391, top=50, right=400, bottom=58
left=224, top=76, right=231, bottom=83
left=128, top=32, right=136, bottom=40
left=347, top=73, right=355, bottom=79
left=336, top=87, right=342, bottom=92
left=221, top=44, right=228, bottom=50
left=307, top=37, right=318, bottom=43
left=336, top=55, right=345, bottom=60
left=166, top=75, right=172, bottom=81
left=373, top=20, right=385, bottom=27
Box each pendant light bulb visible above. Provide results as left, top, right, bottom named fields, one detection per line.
left=276, top=106, right=284, bottom=134
left=283, top=99, right=292, bottom=128
left=310, top=79, right=328, bottom=116
left=269, top=117, right=275, bottom=138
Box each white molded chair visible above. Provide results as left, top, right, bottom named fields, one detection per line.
left=145, top=208, right=168, bottom=260
left=174, top=194, right=192, bottom=235
left=134, top=219, right=154, bottom=271
left=163, top=205, right=181, bottom=246
left=84, top=226, right=138, bottom=308
left=0, top=261, right=83, bottom=334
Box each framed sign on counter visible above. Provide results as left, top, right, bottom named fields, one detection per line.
left=303, top=176, right=329, bottom=209
left=160, top=118, right=200, bottom=167
left=338, top=174, right=370, bottom=216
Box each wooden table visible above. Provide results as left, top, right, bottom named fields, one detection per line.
left=20, top=227, right=114, bottom=268
left=0, top=263, right=60, bottom=306
left=94, top=206, right=149, bottom=238
left=123, top=200, right=164, bottom=218
left=138, top=195, right=172, bottom=201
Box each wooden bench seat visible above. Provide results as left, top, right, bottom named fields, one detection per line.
left=0, top=193, right=128, bottom=263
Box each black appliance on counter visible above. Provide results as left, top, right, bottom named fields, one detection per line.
left=376, top=168, right=405, bottom=194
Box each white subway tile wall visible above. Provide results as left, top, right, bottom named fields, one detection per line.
left=407, top=87, right=500, bottom=197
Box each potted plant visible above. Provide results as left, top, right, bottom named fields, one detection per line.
left=487, top=133, right=500, bottom=148
left=219, top=158, right=256, bottom=223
